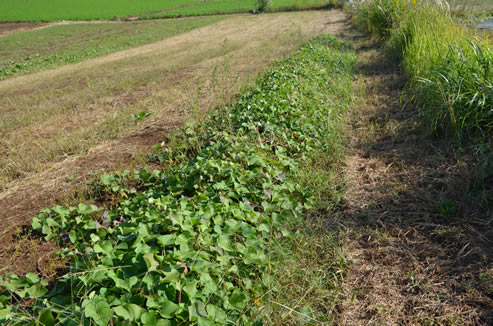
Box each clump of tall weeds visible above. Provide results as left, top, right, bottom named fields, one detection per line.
left=257, top=0, right=272, bottom=12
left=351, top=0, right=493, bottom=141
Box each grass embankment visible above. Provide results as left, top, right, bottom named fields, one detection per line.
left=0, top=17, right=225, bottom=80
left=0, top=35, right=355, bottom=325
left=351, top=0, right=492, bottom=141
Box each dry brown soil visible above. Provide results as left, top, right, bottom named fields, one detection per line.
left=0, top=10, right=348, bottom=277
left=334, top=30, right=493, bottom=325
left=0, top=22, right=49, bottom=37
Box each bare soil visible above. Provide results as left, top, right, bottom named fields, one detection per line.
left=334, top=30, right=493, bottom=325
left=0, top=22, right=48, bottom=36
left=0, top=10, right=348, bottom=277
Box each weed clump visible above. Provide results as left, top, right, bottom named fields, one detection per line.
left=351, top=0, right=493, bottom=141
left=257, top=0, right=272, bottom=12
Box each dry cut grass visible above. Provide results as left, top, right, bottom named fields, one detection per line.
left=334, top=31, right=493, bottom=325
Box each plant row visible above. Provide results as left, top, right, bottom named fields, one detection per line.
left=0, top=35, right=356, bottom=325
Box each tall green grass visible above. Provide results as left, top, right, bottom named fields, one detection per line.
left=351, top=0, right=493, bottom=140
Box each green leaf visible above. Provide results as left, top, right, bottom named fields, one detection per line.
left=206, top=304, right=227, bottom=322
left=114, top=303, right=144, bottom=322
left=94, top=240, right=113, bottom=256
left=83, top=297, right=112, bottom=326
left=38, top=309, right=55, bottom=326
left=157, top=234, right=176, bottom=246
left=159, top=299, right=179, bottom=318
left=141, top=311, right=158, bottom=324
left=217, top=235, right=233, bottom=252
left=78, top=203, right=99, bottom=215
left=26, top=284, right=48, bottom=298
left=0, top=306, right=12, bottom=320
left=229, top=289, right=246, bottom=310
left=69, top=230, right=77, bottom=243
left=163, top=269, right=180, bottom=283
left=189, top=301, right=208, bottom=320
left=32, top=218, right=41, bottom=230
left=143, top=253, right=159, bottom=272
left=25, top=273, right=39, bottom=284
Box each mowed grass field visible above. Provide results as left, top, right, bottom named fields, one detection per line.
left=0, top=17, right=225, bottom=79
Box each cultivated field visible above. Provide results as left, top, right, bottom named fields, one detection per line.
left=0, top=0, right=338, bottom=22
left=0, top=17, right=225, bottom=79
left=0, top=0, right=491, bottom=324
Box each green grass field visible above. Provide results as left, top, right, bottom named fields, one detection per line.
left=0, top=17, right=225, bottom=79
left=0, top=0, right=203, bottom=22
left=142, top=0, right=258, bottom=18
left=0, top=0, right=338, bottom=22
left=143, top=0, right=334, bottom=19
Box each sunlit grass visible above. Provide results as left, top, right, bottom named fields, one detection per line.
left=351, top=0, right=493, bottom=141
left=0, top=17, right=225, bottom=80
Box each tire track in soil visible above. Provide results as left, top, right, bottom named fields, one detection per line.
left=334, top=31, right=493, bottom=325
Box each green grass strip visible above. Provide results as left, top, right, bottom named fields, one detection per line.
left=0, top=34, right=355, bottom=326
left=0, top=17, right=225, bottom=80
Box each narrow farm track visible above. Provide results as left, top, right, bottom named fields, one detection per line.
left=0, top=10, right=348, bottom=276
left=335, top=33, right=493, bottom=324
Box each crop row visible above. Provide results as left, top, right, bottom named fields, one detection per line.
left=0, top=35, right=356, bottom=325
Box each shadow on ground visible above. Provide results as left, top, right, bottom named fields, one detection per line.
left=333, top=26, right=493, bottom=325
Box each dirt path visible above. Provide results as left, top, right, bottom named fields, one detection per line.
left=0, top=22, right=51, bottom=37
left=335, top=31, right=493, bottom=324
left=0, top=10, right=348, bottom=277
left=0, top=20, right=131, bottom=37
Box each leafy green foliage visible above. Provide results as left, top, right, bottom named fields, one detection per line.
left=132, top=112, right=154, bottom=122
left=257, top=0, right=273, bottom=12
left=0, top=35, right=355, bottom=325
